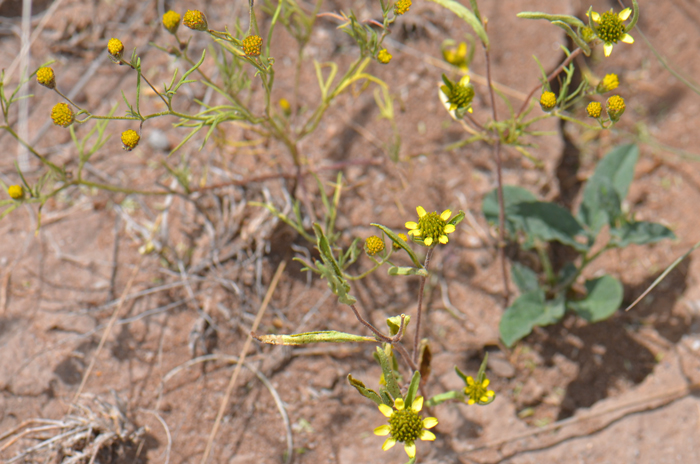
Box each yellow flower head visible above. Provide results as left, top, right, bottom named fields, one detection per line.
left=539, top=91, right=556, bottom=112
left=50, top=103, right=74, bottom=128
left=183, top=10, right=208, bottom=31
left=394, top=0, right=412, bottom=16
left=597, top=73, right=619, bottom=93
left=439, top=75, right=475, bottom=118
left=374, top=397, right=438, bottom=459
left=365, top=235, right=385, bottom=256
left=279, top=98, right=291, bottom=115
left=606, top=95, right=626, bottom=122
left=442, top=41, right=469, bottom=72
left=464, top=376, right=495, bottom=405
left=393, top=233, right=408, bottom=250
left=405, top=206, right=456, bottom=247
left=107, top=38, right=124, bottom=61
left=121, top=129, right=140, bottom=151
left=587, top=8, right=634, bottom=57
left=242, top=35, right=263, bottom=56
left=162, top=10, right=181, bottom=35
left=8, top=185, right=23, bottom=200
left=36, top=67, right=56, bottom=89
left=586, top=101, right=602, bottom=118
left=377, top=49, right=392, bottom=64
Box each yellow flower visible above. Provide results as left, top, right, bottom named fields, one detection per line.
left=36, top=67, right=55, bottom=89
left=596, top=73, right=619, bottom=93
left=107, top=38, right=124, bottom=61
left=373, top=397, right=437, bottom=459
left=405, top=206, right=456, bottom=247
left=365, top=235, right=385, bottom=256
left=539, top=91, right=556, bottom=112
left=8, top=185, right=23, bottom=200
left=587, top=8, right=634, bottom=57
left=50, top=103, right=74, bottom=127
left=377, top=49, right=392, bottom=64
left=606, top=95, right=625, bottom=122
left=439, top=75, right=474, bottom=119
left=394, top=0, right=412, bottom=16
left=121, top=129, right=140, bottom=151
left=242, top=35, right=263, bottom=56
left=393, top=233, right=408, bottom=250
left=464, top=376, right=495, bottom=405
left=162, top=10, right=181, bottom=35
left=183, top=10, right=208, bottom=31
left=586, top=101, right=602, bottom=118
left=442, top=41, right=469, bottom=72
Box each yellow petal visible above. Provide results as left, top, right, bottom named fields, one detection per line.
left=374, top=425, right=391, bottom=436
left=618, top=8, right=631, bottom=20
left=482, top=379, right=490, bottom=388
left=394, top=398, right=405, bottom=410
left=424, top=237, right=433, bottom=246
left=444, top=224, right=456, bottom=234
left=458, top=75, right=470, bottom=86
left=420, top=429, right=436, bottom=441
left=408, top=229, right=420, bottom=236
left=604, top=42, right=613, bottom=57
left=405, top=221, right=418, bottom=230
left=468, top=107, right=473, bottom=113
left=423, top=417, right=438, bottom=429
left=404, top=442, right=416, bottom=458
left=378, top=404, right=393, bottom=418
left=487, top=390, right=495, bottom=397
left=466, top=376, right=475, bottom=385
left=416, top=206, right=427, bottom=218
left=440, top=209, right=452, bottom=221
left=468, top=398, right=476, bottom=405
left=382, top=437, right=397, bottom=451
left=439, top=235, right=448, bottom=244
left=480, top=395, right=490, bottom=403
left=621, top=33, right=634, bottom=44
left=590, top=11, right=600, bottom=22
left=411, top=396, right=424, bottom=412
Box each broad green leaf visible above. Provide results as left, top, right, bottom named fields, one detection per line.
left=347, top=375, right=383, bottom=405
left=610, top=221, right=675, bottom=247
left=254, top=330, right=376, bottom=345
left=500, top=291, right=564, bottom=347
left=427, top=0, right=489, bottom=48
left=508, top=201, right=588, bottom=252
left=482, top=186, right=538, bottom=234
left=388, top=266, right=429, bottom=277
left=404, top=371, right=421, bottom=407
left=579, top=144, right=638, bottom=235
left=568, top=275, right=623, bottom=322
left=511, top=261, right=540, bottom=293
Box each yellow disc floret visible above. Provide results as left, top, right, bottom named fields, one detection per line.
left=539, top=91, right=556, bottom=112
left=586, top=101, right=602, bottom=118
left=8, top=185, right=23, bottom=200
left=377, top=49, right=392, bottom=64
left=394, top=0, right=412, bottom=16
left=365, top=235, right=385, bottom=256
left=162, top=10, right=181, bottom=35
left=597, top=73, right=619, bottom=93
left=183, top=10, right=208, bottom=31
left=242, top=35, right=263, bottom=56
left=50, top=103, right=75, bottom=128
left=606, top=95, right=626, bottom=122
left=36, top=67, right=56, bottom=89
left=108, top=38, right=124, bottom=61
left=121, top=129, right=140, bottom=151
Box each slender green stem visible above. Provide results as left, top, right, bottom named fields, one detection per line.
left=535, top=242, right=556, bottom=286
left=412, top=247, right=434, bottom=364
left=1, top=125, right=64, bottom=175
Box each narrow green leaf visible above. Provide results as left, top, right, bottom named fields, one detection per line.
left=610, top=221, right=675, bottom=247
left=372, top=223, right=422, bottom=268
left=375, top=347, right=402, bottom=400
left=568, top=275, right=623, bottom=322
left=348, top=375, right=383, bottom=405
left=254, top=330, right=376, bottom=345
left=516, top=12, right=585, bottom=28
left=388, top=266, right=429, bottom=277
left=404, top=371, right=421, bottom=407
left=427, top=0, right=489, bottom=48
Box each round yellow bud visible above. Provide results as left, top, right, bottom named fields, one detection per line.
left=539, top=91, right=556, bottom=111
left=51, top=103, right=75, bottom=128
left=394, top=0, right=412, bottom=16
left=242, top=35, right=263, bottom=57
left=586, top=101, right=602, bottom=118
left=377, top=49, right=392, bottom=64
left=36, top=67, right=56, bottom=89
left=108, top=38, right=124, bottom=60
left=8, top=185, right=23, bottom=200
left=606, top=95, right=626, bottom=122
left=162, top=10, right=181, bottom=35
left=365, top=235, right=385, bottom=256
left=597, top=73, right=619, bottom=94
left=121, top=129, right=140, bottom=151
left=183, top=10, right=208, bottom=31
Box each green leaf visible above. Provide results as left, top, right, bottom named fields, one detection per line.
left=482, top=185, right=537, bottom=234
left=610, top=221, right=675, bottom=247
left=508, top=201, right=588, bottom=252
left=375, top=347, right=402, bottom=400
left=347, top=375, right=383, bottom=406
left=427, top=0, right=489, bottom=49
left=313, top=223, right=356, bottom=305
left=388, top=266, right=429, bottom=277
left=500, top=291, right=564, bottom=347
left=386, top=314, right=410, bottom=336
left=511, top=262, right=540, bottom=293
left=372, top=223, right=422, bottom=268
left=579, top=144, right=639, bottom=235
left=568, top=275, right=623, bottom=322
left=404, top=371, right=421, bottom=407
left=516, top=12, right=586, bottom=28
left=254, top=330, right=377, bottom=345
